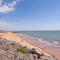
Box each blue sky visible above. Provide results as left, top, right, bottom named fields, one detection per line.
left=0, top=0, right=60, bottom=31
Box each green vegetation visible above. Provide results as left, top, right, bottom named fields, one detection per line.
left=17, top=47, right=28, bottom=54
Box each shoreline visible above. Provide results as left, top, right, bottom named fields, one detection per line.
left=0, top=32, right=60, bottom=60
left=17, top=33, right=60, bottom=60
left=17, top=33, right=60, bottom=49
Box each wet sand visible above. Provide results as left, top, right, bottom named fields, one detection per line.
left=0, top=32, right=60, bottom=60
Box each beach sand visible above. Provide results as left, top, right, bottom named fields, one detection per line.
left=0, top=32, right=60, bottom=60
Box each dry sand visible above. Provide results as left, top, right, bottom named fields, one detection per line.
left=0, top=32, right=60, bottom=60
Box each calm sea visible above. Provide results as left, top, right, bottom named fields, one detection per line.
left=18, top=31, right=60, bottom=42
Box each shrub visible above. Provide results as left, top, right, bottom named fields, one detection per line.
left=17, top=47, right=28, bottom=54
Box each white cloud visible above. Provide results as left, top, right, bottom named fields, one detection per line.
left=0, top=0, right=2, bottom=5
left=0, top=20, right=60, bottom=31
left=13, top=1, right=17, bottom=6
left=0, top=0, right=20, bottom=13
left=0, top=21, right=20, bottom=31
left=0, top=4, right=14, bottom=13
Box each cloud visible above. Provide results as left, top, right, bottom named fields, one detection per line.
left=0, top=0, right=20, bottom=13
left=0, top=0, right=2, bottom=5
left=0, top=21, right=20, bottom=31
left=0, top=20, right=60, bottom=31
left=0, top=5, right=14, bottom=13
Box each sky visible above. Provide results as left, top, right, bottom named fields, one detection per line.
left=0, top=0, right=60, bottom=31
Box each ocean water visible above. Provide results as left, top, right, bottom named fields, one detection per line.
left=18, top=31, right=60, bottom=42
left=16, top=31, right=60, bottom=49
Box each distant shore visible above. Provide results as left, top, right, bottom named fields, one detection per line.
left=0, top=32, right=60, bottom=60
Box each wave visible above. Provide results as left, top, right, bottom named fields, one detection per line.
left=52, top=41, right=59, bottom=44
left=18, top=33, right=60, bottom=48
left=38, top=39, right=60, bottom=48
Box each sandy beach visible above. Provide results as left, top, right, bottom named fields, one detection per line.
left=0, top=32, right=60, bottom=60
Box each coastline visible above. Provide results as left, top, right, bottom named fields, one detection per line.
left=0, top=32, right=60, bottom=60
left=17, top=33, right=60, bottom=49
left=17, top=33, right=60, bottom=60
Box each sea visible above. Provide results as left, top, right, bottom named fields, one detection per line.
left=18, top=31, right=60, bottom=50
left=18, top=31, right=60, bottom=40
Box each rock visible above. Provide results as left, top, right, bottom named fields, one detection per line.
left=0, top=38, right=57, bottom=60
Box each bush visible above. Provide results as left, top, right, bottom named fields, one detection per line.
left=17, top=47, right=28, bottom=54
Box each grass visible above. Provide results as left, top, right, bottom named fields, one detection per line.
left=17, top=47, right=28, bottom=54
